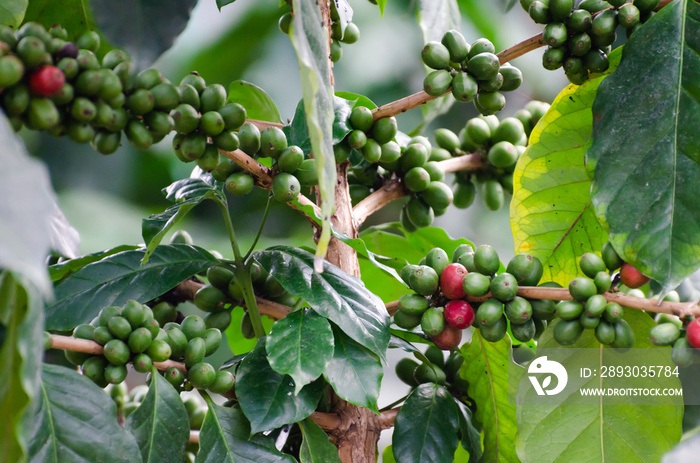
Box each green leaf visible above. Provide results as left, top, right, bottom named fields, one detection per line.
left=254, top=246, right=389, bottom=360
left=228, top=80, right=282, bottom=124
left=0, top=0, right=26, bottom=28
left=515, top=310, right=683, bottom=462
left=0, top=113, right=55, bottom=295
left=460, top=330, right=521, bottom=463
left=392, top=383, right=460, bottom=463
left=46, top=244, right=219, bottom=330
left=48, top=201, right=80, bottom=259
left=376, top=0, right=387, bottom=16
left=216, top=0, right=236, bottom=10
left=332, top=228, right=405, bottom=288
left=90, top=0, right=197, bottom=68
left=27, top=364, right=141, bottom=462
left=455, top=400, right=482, bottom=463
left=49, top=245, right=140, bottom=282
left=298, top=418, right=342, bottom=463
left=266, top=308, right=334, bottom=394
left=235, top=343, right=323, bottom=434
left=0, top=274, right=43, bottom=463
left=323, top=326, right=383, bottom=412
left=23, top=0, right=97, bottom=43
left=289, top=0, right=336, bottom=270
left=334, top=92, right=378, bottom=110
left=142, top=175, right=226, bottom=264
left=589, top=0, right=700, bottom=291
left=510, top=50, right=621, bottom=286
left=126, top=370, right=189, bottom=463
left=195, top=402, right=295, bottom=463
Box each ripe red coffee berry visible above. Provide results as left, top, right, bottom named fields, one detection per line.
left=444, top=300, right=475, bottom=329
left=687, top=319, right=700, bottom=348
left=431, top=324, right=463, bottom=350
left=440, top=263, right=468, bottom=299
left=619, top=263, right=650, bottom=289
left=29, top=65, right=65, bottom=97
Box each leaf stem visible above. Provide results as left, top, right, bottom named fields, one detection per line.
left=244, top=193, right=273, bottom=261
left=379, top=394, right=408, bottom=412
left=235, top=264, right=266, bottom=338
left=216, top=199, right=243, bottom=262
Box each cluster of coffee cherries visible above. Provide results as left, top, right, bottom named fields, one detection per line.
left=278, top=1, right=361, bottom=63
left=395, top=346, right=469, bottom=395
left=194, top=262, right=295, bottom=338
left=521, top=0, right=660, bottom=84
left=214, top=120, right=316, bottom=203
left=394, top=244, right=545, bottom=349
left=63, top=300, right=232, bottom=393
left=449, top=104, right=548, bottom=211
left=421, top=30, right=523, bottom=115
left=108, top=384, right=205, bottom=462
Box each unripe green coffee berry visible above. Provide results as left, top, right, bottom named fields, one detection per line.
left=147, top=339, right=172, bottom=362
left=165, top=327, right=188, bottom=360
left=104, top=339, right=131, bottom=365
left=209, top=370, right=235, bottom=394
left=272, top=173, right=301, bottom=202
left=238, top=122, right=261, bottom=155
left=423, top=69, right=453, bottom=97
left=204, top=328, right=223, bottom=356
left=421, top=41, right=451, bottom=70
left=370, top=116, right=397, bottom=144
left=479, top=316, right=507, bottom=342
left=108, top=316, right=133, bottom=340
left=188, top=362, right=216, bottom=389
left=128, top=327, right=153, bottom=354
left=165, top=366, right=185, bottom=387
left=451, top=72, right=478, bottom=102
left=421, top=181, right=453, bottom=211
left=181, top=315, right=208, bottom=340
left=441, top=29, right=469, bottom=62
left=260, top=126, right=288, bottom=158
left=200, top=84, right=227, bottom=112
left=362, top=138, right=382, bottom=163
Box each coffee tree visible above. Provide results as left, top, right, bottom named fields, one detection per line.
left=1, top=0, right=699, bottom=461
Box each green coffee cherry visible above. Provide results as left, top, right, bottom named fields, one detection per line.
left=451, top=72, right=478, bottom=102
left=82, top=356, right=107, bottom=383
left=579, top=253, right=606, bottom=279
left=474, top=299, right=504, bottom=327
left=453, top=181, right=476, bottom=209
left=370, top=116, right=397, bottom=144
left=194, top=285, right=227, bottom=312
left=206, top=311, right=232, bottom=332
left=511, top=319, right=536, bottom=343
left=162, top=366, right=184, bottom=388
left=188, top=362, right=216, bottom=389
left=610, top=319, right=635, bottom=350
left=421, top=41, right=451, bottom=70
left=28, top=98, right=60, bottom=130
left=395, top=358, right=420, bottom=387
left=467, top=53, right=500, bottom=81
left=556, top=300, right=584, bottom=320
left=152, top=302, right=177, bottom=326
left=543, top=47, right=565, bottom=70
left=181, top=315, right=208, bottom=340
left=421, top=182, right=453, bottom=211
left=260, top=126, right=288, bottom=158
left=462, top=272, right=490, bottom=297
left=595, top=319, right=616, bottom=345
left=200, top=84, right=227, bottom=112
left=180, top=132, right=207, bottom=161
left=650, top=323, right=680, bottom=346
left=499, top=65, right=523, bottom=92
left=553, top=319, right=584, bottom=345
left=104, top=339, right=130, bottom=365
left=405, top=167, right=431, bottom=192
left=568, top=277, right=597, bottom=301
left=592, top=10, right=618, bottom=36
left=479, top=316, right=507, bottom=342
left=634, top=0, right=660, bottom=13
left=543, top=23, right=568, bottom=48
left=400, top=143, right=430, bottom=173
left=475, top=92, right=506, bottom=116
left=123, top=300, right=146, bottom=328
left=133, top=353, right=153, bottom=373
left=238, top=122, right=261, bottom=155
left=225, top=172, right=255, bottom=195
left=165, top=327, right=188, bottom=359
left=108, top=316, right=133, bottom=340
left=505, top=297, right=532, bottom=325
left=441, top=30, right=469, bottom=62
left=398, top=294, right=430, bottom=316
left=213, top=131, right=240, bottom=151
left=423, top=161, right=445, bottom=182
left=491, top=273, right=519, bottom=302
left=531, top=298, right=556, bottom=321
left=671, top=338, right=694, bottom=367
left=209, top=370, right=235, bottom=394
left=603, top=302, right=623, bottom=323
left=468, top=38, right=495, bottom=59
left=421, top=307, right=445, bottom=336
left=567, top=9, right=592, bottom=32
left=474, top=245, right=500, bottom=276
left=529, top=1, right=552, bottom=24
left=584, top=294, right=607, bottom=317
left=488, top=141, right=519, bottom=168
left=415, top=362, right=446, bottom=385
left=601, top=242, right=623, bottom=271
left=204, top=328, right=222, bottom=356
left=128, top=327, right=153, bottom=354
left=147, top=339, right=172, bottom=362
left=405, top=197, right=434, bottom=228
left=349, top=106, right=374, bottom=132
left=409, top=265, right=439, bottom=296
left=393, top=310, right=422, bottom=329
left=185, top=337, right=206, bottom=368
left=362, top=139, right=382, bottom=163
left=423, top=70, right=453, bottom=97
left=272, top=173, right=301, bottom=202
left=549, top=0, right=574, bottom=21
left=347, top=130, right=367, bottom=150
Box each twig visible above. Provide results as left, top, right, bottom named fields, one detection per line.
left=378, top=407, right=400, bottom=430
left=48, top=334, right=188, bottom=374
left=189, top=430, right=200, bottom=444
left=497, top=33, right=545, bottom=64
left=352, top=154, right=483, bottom=227
left=247, top=119, right=285, bottom=130
left=217, top=148, right=322, bottom=229
left=309, top=411, right=343, bottom=430
left=385, top=287, right=700, bottom=318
